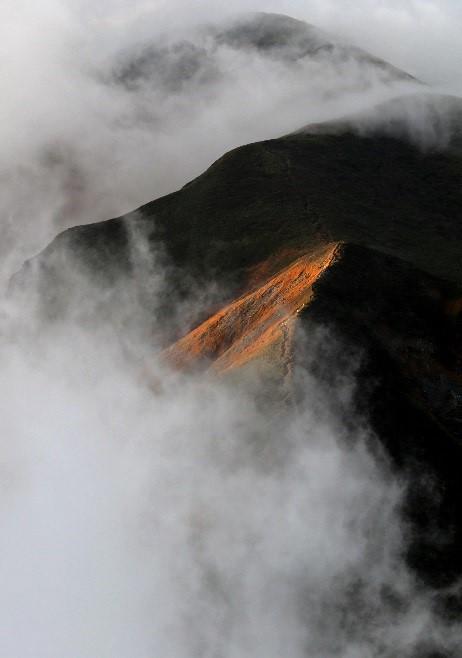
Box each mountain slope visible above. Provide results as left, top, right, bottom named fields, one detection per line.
left=15, top=93, right=462, bottom=327
left=12, top=91, right=462, bottom=604
left=163, top=243, right=338, bottom=373
left=298, top=244, right=462, bottom=588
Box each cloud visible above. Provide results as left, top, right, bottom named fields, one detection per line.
left=1, top=217, right=461, bottom=658
left=0, top=0, right=429, bottom=280
left=1, top=287, right=461, bottom=657
left=1, top=3, right=462, bottom=656
left=209, top=0, right=462, bottom=88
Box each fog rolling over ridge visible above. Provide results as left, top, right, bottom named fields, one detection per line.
left=0, top=5, right=424, bottom=281
left=3, top=242, right=462, bottom=658
left=1, top=2, right=462, bottom=658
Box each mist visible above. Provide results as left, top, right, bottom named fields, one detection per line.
left=1, top=2, right=462, bottom=657
left=2, top=288, right=461, bottom=657
left=0, top=0, right=431, bottom=280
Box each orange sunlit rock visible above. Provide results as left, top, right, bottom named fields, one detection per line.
left=163, top=243, right=338, bottom=374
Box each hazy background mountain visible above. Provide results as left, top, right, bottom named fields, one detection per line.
left=0, top=3, right=442, bottom=283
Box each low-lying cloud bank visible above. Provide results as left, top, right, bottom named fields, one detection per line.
left=1, top=227, right=461, bottom=657
left=0, top=292, right=461, bottom=658
left=301, top=92, right=462, bottom=152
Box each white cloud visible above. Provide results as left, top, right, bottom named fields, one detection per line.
left=0, top=6, right=461, bottom=654
left=0, top=296, right=460, bottom=657
left=0, top=0, right=433, bottom=279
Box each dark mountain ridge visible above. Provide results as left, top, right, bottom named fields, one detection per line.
left=15, top=93, right=462, bottom=319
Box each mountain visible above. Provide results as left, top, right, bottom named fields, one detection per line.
left=113, top=12, right=416, bottom=97
left=215, top=12, right=416, bottom=79
left=11, top=14, right=462, bottom=624
left=15, top=91, right=462, bottom=317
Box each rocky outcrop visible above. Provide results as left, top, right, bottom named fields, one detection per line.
left=163, top=243, right=337, bottom=373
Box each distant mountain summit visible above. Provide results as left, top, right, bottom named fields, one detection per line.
left=216, top=12, right=328, bottom=53
left=113, top=12, right=416, bottom=96
left=216, top=12, right=415, bottom=80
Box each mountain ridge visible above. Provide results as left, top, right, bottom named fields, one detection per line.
left=10, top=23, right=462, bottom=611
left=15, top=92, right=462, bottom=318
